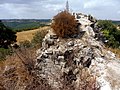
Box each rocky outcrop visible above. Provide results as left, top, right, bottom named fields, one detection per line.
left=35, top=15, right=120, bottom=90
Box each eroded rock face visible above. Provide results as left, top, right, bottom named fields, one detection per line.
left=35, top=17, right=120, bottom=90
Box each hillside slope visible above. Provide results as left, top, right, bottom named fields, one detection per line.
left=16, top=26, right=50, bottom=43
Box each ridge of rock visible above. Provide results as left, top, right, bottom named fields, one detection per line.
left=35, top=14, right=120, bottom=90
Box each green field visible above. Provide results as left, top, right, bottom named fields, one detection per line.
left=2, top=19, right=51, bottom=32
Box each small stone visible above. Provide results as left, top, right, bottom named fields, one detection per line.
left=57, top=39, right=60, bottom=42
left=46, top=39, right=54, bottom=46
left=107, top=51, right=116, bottom=59
left=54, top=50, right=63, bottom=56
left=50, top=35, right=58, bottom=39
left=64, top=49, right=73, bottom=59
left=67, top=41, right=74, bottom=47
left=95, top=57, right=104, bottom=63
left=60, top=62, right=66, bottom=67
left=73, top=68, right=79, bottom=74
left=45, top=50, right=53, bottom=55
left=37, top=58, right=43, bottom=63
left=58, top=56, right=64, bottom=61
left=41, top=53, right=48, bottom=58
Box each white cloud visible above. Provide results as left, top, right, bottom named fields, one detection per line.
left=84, top=0, right=118, bottom=9
left=0, top=0, right=120, bottom=20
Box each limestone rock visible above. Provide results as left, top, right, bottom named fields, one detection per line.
left=82, top=26, right=95, bottom=37
left=35, top=14, right=120, bottom=90
left=67, top=41, right=74, bottom=47
left=50, top=35, right=58, bottom=39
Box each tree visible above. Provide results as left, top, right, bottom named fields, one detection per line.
left=0, top=20, right=17, bottom=48
left=31, top=30, right=48, bottom=47
left=98, top=20, right=120, bottom=48
left=51, top=11, right=78, bottom=37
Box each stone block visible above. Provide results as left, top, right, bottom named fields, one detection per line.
left=50, top=35, right=58, bottom=39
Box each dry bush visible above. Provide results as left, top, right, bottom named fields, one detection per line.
left=14, top=47, right=53, bottom=90
left=13, top=47, right=36, bottom=74
left=51, top=11, right=78, bottom=37
left=77, top=68, right=99, bottom=90
left=0, top=47, right=53, bottom=90
left=19, top=40, right=32, bottom=48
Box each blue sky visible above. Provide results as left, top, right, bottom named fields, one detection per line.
left=0, top=0, right=120, bottom=20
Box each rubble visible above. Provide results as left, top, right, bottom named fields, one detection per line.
left=35, top=13, right=120, bottom=90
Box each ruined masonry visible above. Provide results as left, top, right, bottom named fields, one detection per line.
left=35, top=13, right=120, bottom=90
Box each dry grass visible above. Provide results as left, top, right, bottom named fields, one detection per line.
left=0, top=47, right=53, bottom=90
left=16, top=26, right=50, bottom=43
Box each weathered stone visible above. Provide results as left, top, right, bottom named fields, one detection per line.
left=45, top=50, right=53, bottom=55
left=64, top=49, right=73, bottom=60
left=83, top=26, right=95, bottom=37
left=37, top=58, right=43, bottom=63
left=50, top=35, right=58, bottom=39
left=54, top=50, right=63, bottom=56
left=41, top=53, right=48, bottom=58
left=73, top=68, right=79, bottom=74
left=57, top=39, right=60, bottom=42
left=46, top=39, right=54, bottom=46
left=106, top=51, right=116, bottom=59
left=58, top=56, right=64, bottom=61
left=67, top=41, right=74, bottom=47
left=83, top=58, right=92, bottom=68
left=95, top=57, right=104, bottom=63
left=35, top=13, right=120, bottom=90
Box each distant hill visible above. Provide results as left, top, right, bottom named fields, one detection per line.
left=112, top=21, right=120, bottom=25
left=1, top=19, right=51, bottom=32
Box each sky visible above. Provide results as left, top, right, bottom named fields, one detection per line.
left=0, top=0, right=120, bottom=20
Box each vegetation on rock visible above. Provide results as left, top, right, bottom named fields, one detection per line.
left=51, top=11, right=78, bottom=37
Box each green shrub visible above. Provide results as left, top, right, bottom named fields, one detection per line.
left=98, top=20, right=120, bottom=48
left=19, top=40, right=32, bottom=48
left=0, top=20, right=17, bottom=49
left=31, top=30, right=48, bottom=47
left=0, top=48, right=12, bottom=61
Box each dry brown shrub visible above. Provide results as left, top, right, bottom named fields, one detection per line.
left=77, top=68, right=99, bottom=90
left=51, top=11, right=78, bottom=37
left=0, top=47, right=53, bottom=90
